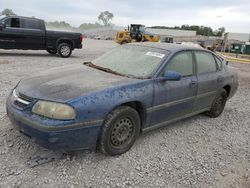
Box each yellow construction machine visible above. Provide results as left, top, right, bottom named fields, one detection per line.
left=115, top=24, right=160, bottom=44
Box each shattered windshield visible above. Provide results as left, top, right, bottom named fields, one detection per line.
left=91, top=45, right=168, bottom=78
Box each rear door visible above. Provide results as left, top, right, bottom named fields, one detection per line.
left=192, top=51, right=223, bottom=111
left=19, top=18, right=45, bottom=49
left=150, top=51, right=198, bottom=126
left=0, top=17, right=22, bottom=48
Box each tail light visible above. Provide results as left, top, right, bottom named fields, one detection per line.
left=80, top=34, right=83, bottom=43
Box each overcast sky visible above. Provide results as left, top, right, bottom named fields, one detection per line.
left=1, top=0, right=250, bottom=33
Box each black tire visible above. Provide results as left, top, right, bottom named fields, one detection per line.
left=46, top=49, right=57, bottom=55
left=137, top=34, right=142, bottom=42
left=206, top=88, right=227, bottom=118
left=57, top=43, right=72, bottom=58
left=99, top=106, right=141, bottom=156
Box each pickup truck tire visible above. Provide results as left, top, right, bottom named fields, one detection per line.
left=99, top=106, right=140, bottom=156
left=57, top=43, right=72, bottom=58
left=206, top=88, right=227, bottom=118
left=46, top=49, right=57, bottom=55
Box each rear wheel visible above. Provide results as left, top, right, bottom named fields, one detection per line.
left=99, top=106, right=140, bottom=156
left=136, top=34, right=142, bottom=42
left=57, top=43, right=72, bottom=58
left=206, top=89, right=227, bottom=118
left=46, top=49, right=57, bottom=55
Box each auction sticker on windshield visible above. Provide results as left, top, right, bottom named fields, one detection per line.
left=145, top=52, right=165, bottom=59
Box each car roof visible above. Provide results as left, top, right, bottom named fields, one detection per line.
left=4, top=16, right=44, bottom=22
left=127, top=42, right=208, bottom=53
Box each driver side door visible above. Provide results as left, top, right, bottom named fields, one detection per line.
left=149, top=51, right=198, bottom=127
left=0, top=17, right=22, bottom=49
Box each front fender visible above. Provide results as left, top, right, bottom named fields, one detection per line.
left=68, top=80, right=154, bottom=124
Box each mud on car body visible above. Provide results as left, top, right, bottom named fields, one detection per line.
left=6, top=43, right=238, bottom=155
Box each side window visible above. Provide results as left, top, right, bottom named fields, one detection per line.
left=163, top=51, right=194, bottom=77
left=5, top=18, right=11, bottom=27
left=5, top=18, right=20, bottom=28
left=21, top=19, right=41, bottom=30
left=195, top=52, right=217, bottom=74
left=214, top=56, right=223, bottom=70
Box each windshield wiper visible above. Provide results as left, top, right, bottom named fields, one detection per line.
left=83, top=61, right=129, bottom=77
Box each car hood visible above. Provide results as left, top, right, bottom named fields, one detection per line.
left=16, top=64, right=136, bottom=102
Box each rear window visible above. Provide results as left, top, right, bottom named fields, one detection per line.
left=195, top=51, right=217, bottom=74
left=21, top=19, right=41, bottom=30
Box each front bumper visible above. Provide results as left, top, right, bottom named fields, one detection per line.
left=6, top=98, right=102, bottom=151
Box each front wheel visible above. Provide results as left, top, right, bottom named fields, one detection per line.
left=99, top=106, right=141, bottom=156
left=206, top=89, right=227, bottom=118
left=57, top=43, right=72, bottom=58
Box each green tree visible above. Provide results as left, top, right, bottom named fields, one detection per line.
left=1, top=8, right=16, bottom=16
left=46, top=21, right=72, bottom=29
left=190, top=25, right=200, bottom=32
left=181, top=25, right=189, bottom=30
left=79, top=22, right=102, bottom=30
left=151, top=24, right=225, bottom=36
left=98, top=11, right=114, bottom=26
left=202, top=26, right=213, bottom=36
left=216, top=27, right=225, bottom=36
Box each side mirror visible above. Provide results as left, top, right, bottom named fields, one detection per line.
left=0, top=22, right=6, bottom=30
left=163, top=71, right=182, bottom=81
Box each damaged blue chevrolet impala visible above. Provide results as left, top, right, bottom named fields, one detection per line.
left=6, top=43, right=238, bottom=155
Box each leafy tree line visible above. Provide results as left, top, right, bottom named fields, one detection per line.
left=46, top=11, right=113, bottom=29
left=45, top=21, right=105, bottom=31
left=0, top=9, right=114, bottom=30
left=150, top=25, right=225, bottom=37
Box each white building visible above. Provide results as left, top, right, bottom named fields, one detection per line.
left=224, top=32, right=250, bottom=42
left=146, top=28, right=197, bottom=37
left=146, top=28, right=197, bottom=43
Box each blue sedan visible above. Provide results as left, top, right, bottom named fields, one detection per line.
left=6, top=43, right=238, bottom=155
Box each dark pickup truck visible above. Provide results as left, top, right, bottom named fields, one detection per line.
left=0, top=16, right=83, bottom=58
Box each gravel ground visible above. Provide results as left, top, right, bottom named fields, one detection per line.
left=0, top=39, right=249, bottom=188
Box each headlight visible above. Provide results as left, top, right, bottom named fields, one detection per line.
left=32, top=101, right=76, bottom=120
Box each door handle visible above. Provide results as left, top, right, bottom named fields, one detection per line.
left=189, top=81, right=197, bottom=88
left=217, top=76, right=223, bottom=82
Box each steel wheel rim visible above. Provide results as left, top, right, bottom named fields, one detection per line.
left=110, top=118, right=134, bottom=147
left=61, top=46, right=70, bottom=56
